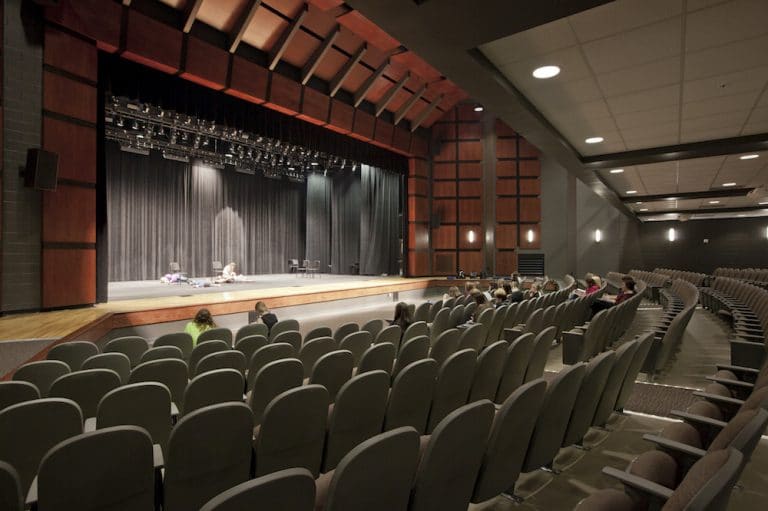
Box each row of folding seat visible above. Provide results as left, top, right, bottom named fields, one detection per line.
left=713, top=267, right=768, bottom=286
left=627, top=269, right=671, bottom=302
left=653, top=267, right=707, bottom=287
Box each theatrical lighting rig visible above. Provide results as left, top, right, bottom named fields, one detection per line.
left=104, top=96, right=363, bottom=183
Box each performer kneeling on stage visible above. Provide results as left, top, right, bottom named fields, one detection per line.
left=216, top=262, right=238, bottom=283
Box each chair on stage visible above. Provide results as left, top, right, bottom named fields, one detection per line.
left=288, top=259, right=300, bottom=274
left=169, top=262, right=187, bottom=283
left=212, top=261, right=223, bottom=279
left=307, top=260, right=321, bottom=279
left=297, top=260, right=309, bottom=277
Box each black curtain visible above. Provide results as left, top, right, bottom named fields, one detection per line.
left=360, top=164, right=400, bottom=276
left=107, top=142, right=305, bottom=281
left=305, top=174, right=332, bottom=272
left=331, top=173, right=361, bottom=274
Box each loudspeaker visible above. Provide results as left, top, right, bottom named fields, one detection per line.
left=25, top=149, right=59, bottom=191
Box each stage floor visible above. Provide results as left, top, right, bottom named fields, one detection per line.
left=108, top=273, right=386, bottom=302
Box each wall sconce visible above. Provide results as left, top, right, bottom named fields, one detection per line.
left=467, top=229, right=476, bottom=244
left=594, top=229, right=602, bottom=243
left=667, top=227, right=676, bottom=242
left=526, top=229, right=535, bottom=243
left=765, top=226, right=768, bottom=239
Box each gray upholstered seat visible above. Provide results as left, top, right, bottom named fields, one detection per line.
left=468, top=341, right=508, bottom=402
left=270, top=320, right=301, bottom=342
left=299, top=338, right=337, bottom=378
left=361, top=319, right=385, bottom=338
left=375, top=325, right=402, bottom=350
left=333, top=323, right=359, bottom=344
left=614, top=332, right=655, bottom=413
left=428, top=300, right=444, bottom=322
left=194, top=350, right=247, bottom=378
left=414, top=302, right=431, bottom=323
left=305, top=327, right=333, bottom=343
left=153, top=332, right=194, bottom=361
left=188, top=340, right=229, bottom=377
left=103, top=336, right=149, bottom=368
left=235, top=323, right=268, bottom=343
left=247, top=343, right=296, bottom=391
left=0, top=381, right=39, bottom=413
left=384, top=359, right=438, bottom=434
left=592, top=340, right=640, bottom=428
left=129, top=358, right=188, bottom=410
left=200, top=468, right=315, bottom=511
left=402, top=321, right=429, bottom=345
left=0, top=461, right=22, bottom=511
left=183, top=369, right=244, bottom=417
left=49, top=369, right=122, bottom=419
left=248, top=359, right=303, bottom=425
left=487, top=305, right=508, bottom=344
left=309, top=350, right=354, bottom=403
left=429, top=328, right=460, bottom=367
left=561, top=351, right=616, bottom=447
left=524, top=326, right=557, bottom=383
left=426, top=349, right=477, bottom=433
left=197, top=327, right=234, bottom=347
left=339, top=331, right=373, bottom=366
left=82, top=353, right=131, bottom=384
left=139, top=345, right=184, bottom=364
left=47, top=341, right=99, bottom=371
left=448, top=306, right=464, bottom=328
left=233, top=335, right=268, bottom=364
left=357, top=342, right=396, bottom=376
left=430, top=308, right=452, bottom=343
left=12, top=361, right=70, bottom=398
left=495, top=333, right=535, bottom=403
left=392, top=336, right=430, bottom=379
left=458, top=323, right=488, bottom=352
left=273, top=330, right=304, bottom=352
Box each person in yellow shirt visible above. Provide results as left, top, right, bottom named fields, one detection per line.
left=184, top=308, right=216, bottom=345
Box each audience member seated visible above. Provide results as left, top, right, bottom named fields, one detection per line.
left=472, top=292, right=491, bottom=322
left=507, top=282, right=524, bottom=303
left=185, top=308, right=216, bottom=346
left=592, top=277, right=636, bottom=314
left=248, top=301, right=278, bottom=330
left=492, top=288, right=507, bottom=308
left=390, top=302, right=413, bottom=332
left=523, top=283, right=542, bottom=300
left=442, top=286, right=461, bottom=303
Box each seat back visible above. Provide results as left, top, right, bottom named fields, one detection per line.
left=430, top=308, right=451, bottom=343
left=12, top=360, right=69, bottom=398
left=82, top=353, right=131, bottom=384
left=487, top=305, right=508, bottom=343
left=199, top=468, right=315, bottom=511
left=269, top=319, right=300, bottom=341
left=339, top=331, right=373, bottom=366
left=165, top=403, right=254, bottom=511
left=471, top=379, right=547, bottom=503
left=429, top=329, right=460, bottom=367
left=375, top=325, right=403, bottom=350
left=427, top=349, right=477, bottom=433
left=384, top=359, right=438, bottom=434
left=97, top=382, right=172, bottom=453
left=0, top=382, right=39, bottom=413
left=183, top=369, right=244, bottom=417
left=0, top=461, right=21, bottom=511
left=429, top=300, right=444, bottom=322
left=495, top=333, right=535, bottom=403
left=249, top=359, right=303, bottom=425
left=357, top=342, right=396, bottom=376
left=255, top=385, right=329, bottom=478
left=333, top=322, right=359, bottom=344
left=139, top=345, right=184, bottom=364
left=0, top=398, right=83, bottom=495
left=273, top=330, right=303, bottom=352
left=247, top=343, right=296, bottom=390
left=414, top=302, right=431, bottom=323
left=154, top=332, right=194, bottom=360
left=195, top=350, right=247, bottom=379
left=49, top=369, right=122, bottom=418
left=188, top=340, right=230, bottom=377
left=458, top=323, right=488, bottom=352
left=37, top=426, right=155, bottom=511
left=403, top=321, right=429, bottom=345
left=468, top=341, right=508, bottom=402
left=561, top=351, right=616, bottom=447
left=524, top=326, right=557, bottom=383
left=462, top=302, right=478, bottom=323
left=614, top=332, right=654, bottom=411
left=323, top=371, right=389, bottom=472
left=592, top=340, right=639, bottom=427
left=448, top=306, right=464, bottom=328
left=197, top=327, right=234, bottom=347
left=233, top=335, right=268, bottom=363
left=129, top=358, right=189, bottom=406
left=522, top=363, right=587, bottom=472
left=476, top=306, right=495, bottom=328
left=47, top=341, right=99, bottom=371
left=410, top=401, right=495, bottom=511
left=710, top=409, right=768, bottom=467
left=666, top=449, right=743, bottom=511
left=324, top=428, right=420, bottom=511
left=103, top=336, right=149, bottom=368
left=361, top=319, right=385, bottom=338
left=304, top=326, right=332, bottom=343
left=309, top=350, right=354, bottom=402
left=392, top=336, right=430, bottom=379
left=235, top=323, right=269, bottom=343
left=298, top=337, right=337, bottom=378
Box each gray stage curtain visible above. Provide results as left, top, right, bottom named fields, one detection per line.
left=107, top=142, right=305, bottom=281
left=331, top=173, right=361, bottom=274
left=360, top=164, right=400, bottom=276
left=305, top=174, right=332, bottom=273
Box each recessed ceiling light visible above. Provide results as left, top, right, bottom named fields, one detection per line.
left=640, top=208, right=649, bottom=212
left=635, top=201, right=643, bottom=205
left=739, top=154, right=759, bottom=160
left=626, top=190, right=637, bottom=194
left=473, top=105, right=484, bottom=112
left=709, top=200, right=720, bottom=204
left=722, top=182, right=737, bottom=187
left=666, top=197, right=677, bottom=201
left=609, top=169, right=624, bottom=174
left=585, top=137, right=604, bottom=144
left=532, top=65, right=560, bottom=79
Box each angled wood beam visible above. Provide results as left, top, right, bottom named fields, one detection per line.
left=182, top=0, right=205, bottom=33
left=410, top=93, right=444, bottom=131
left=330, top=43, right=366, bottom=97
left=394, top=84, right=426, bottom=125
left=268, top=4, right=308, bottom=70
left=353, top=59, right=388, bottom=107
left=229, top=0, right=263, bottom=53
left=375, top=72, right=409, bottom=117
left=301, top=26, right=340, bottom=85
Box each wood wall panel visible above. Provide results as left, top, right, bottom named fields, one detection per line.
left=374, top=120, right=394, bottom=146
left=433, top=225, right=457, bottom=249
left=227, top=56, right=268, bottom=104
left=458, top=199, right=481, bottom=223
left=42, top=186, right=96, bottom=243
left=496, top=179, right=517, bottom=196
left=432, top=181, right=456, bottom=198
left=458, top=225, right=481, bottom=249
left=408, top=196, right=429, bottom=222
left=408, top=251, right=429, bottom=276
left=410, top=135, right=429, bottom=159
left=392, top=127, right=412, bottom=153
left=519, top=138, right=541, bottom=158
left=458, top=163, right=481, bottom=179
left=520, top=198, right=541, bottom=222
left=495, top=119, right=516, bottom=137
left=457, top=104, right=481, bottom=121
left=123, top=11, right=182, bottom=74
left=409, top=157, right=430, bottom=178
left=519, top=160, right=541, bottom=177
left=519, top=224, right=541, bottom=249
left=409, top=223, right=430, bottom=251
left=457, top=123, right=481, bottom=139
left=42, top=249, right=96, bottom=309
left=459, top=251, right=483, bottom=273
left=351, top=110, right=375, bottom=140
left=496, top=198, right=518, bottom=222
left=298, top=87, right=329, bottom=125
left=496, top=160, right=517, bottom=177
left=433, top=123, right=454, bottom=141
left=434, top=141, right=456, bottom=162
left=45, top=0, right=122, bottom=53
left=496, top=250, right=517, bottom=275
left=433, top=162, right=456, bottom=180
left=433, top=252, right=456, bottom=275
left=182, top=37, right=229, bottom=90
left=496, top=224, right=518, bottom=249
left=458, top=140, right=482, bottom=161
left=44, top=27, right=97, bottom=81
left=496, top=138, right=517, bottom=158
left=433, top=199, right=456, bottom=223
left=43, top=117, right=96, bottom=183
left=458, top=181, right=482, bottom=197
left=519, top=178, right=541, bottom=196
left=266, top=73, right=302, bottom=115
left=408, top=177, right=428, bottom=197
left=43, top=72, right=97, bottom=123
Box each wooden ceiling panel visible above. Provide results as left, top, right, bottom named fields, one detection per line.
left=281, top=29, right=321, bottom=68
left=301, top=3, right=338, bottom=36
left=264, top=0, right=305, bottom=18
left=422, top=108, right=445, bottom=128
left=241, top=6, right=288, bottom=52
left=405, top=101, right=428, bottom=123
left=313, top=47, right=348, bottom=81
left=360, top=45, right=390, bottom=69
left=364, top=75, right=396, bottom=104
left=196, top=0, right=250, bottom=33
left=386, top=88, right=412, bottom=114
left=339, top=63, right=372, bottom=94
left=307, top=0, right=345, bottom=10
left=391, top=51, right=443, bottom=82
left=334, top=27, right=364, bottom=55
left=338, top=10, right=400, bottom=52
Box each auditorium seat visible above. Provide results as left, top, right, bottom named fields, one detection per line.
left=426, top=349, right=476, bottom=433
left=410, top=401, right=495, bottom=511
left=46, top=341, right=99, bottom=371
left=140, top=345, right=184, bottom=365
left=338, top=331, right=372, bottom=366
left=614, top=333, right=654, bottom=412
left=183, top=369, right=244, bottom=417
left=273, top=330, right=303, bottom=352
left=430, top=308, right=451, bottom=343
left=468, top=341, right=508, bottom=402
left=92, top=382, right=171, bottom=455
left=0, top=398, right=83, bottom=496
left=413, top=302, right=431, bottom=323
left=332, top=323, right=358, bottom=345
left=476, top=307, right=495, bottom=330
left=234, top=335, right=268, bottom=363
left=487, top=304, right=508, bottom=344
left=361, top=319, right=385, bottom=338
left=591, top=340, right=639, bottom=430
left=560, top=351, right=616, bottom=448
left=247, top=359, right=303, bottom=426
left=253, top=385, right=329, bottom=478
left=198, top=327, right=234, bottom=347
left=81, top=353, right=131, bottom=384
left=316, top=427, right=419, bottom=511
left=309, top=350, right=354, bottom=403
left=270, top=320, right=301, bottom=342
left=49, top=369, right=122, bottom=419
left=0, top=382, right=39, bottom=413
left=153, top=332, right=194, bottom=361
left=0, top=461, right=22, bottom=511
left=384, top=359, right=438, bottom=434
left=495, top=333, right=535, bottom=404
left=299, top=338, right=337, bottom=378
left=429, top=329, right=460, bottom=367
left=235, top=323, right=269, bottom=344
left=102, top=336, right=149, bottom=368
left=524, top=326, right=557, bottom=384
left=322, top=370, right=389, bottom=472
left=188, top=340, right=229, bottom=377
left=462, top=302, right=478, bottom=324
left=457, top=323, right=487, bottom=352
left=428, top=300, right=444, bottom=322
left=12, top=361, right=70, bottom=398
left=200, top=468, right=315, bottom=511
left=129, top=359, right=188, bottom=414
left=471, top=379, right=547, bottom=504
left=402, top=321, right=428, bottom=345
left=448, top=306, right=464, bottom=328
left=247, top=343, right=297, bottom=390
left=374, top=325, right=402, bottom=349
left=194, top=350, right=247, bottom=379
left=392, top=336, right=429, bottom=379
left=305, top=327, right=332, bottom=343
left=164, top=403, right=253, bottom=511
left=357, top=342, right=396, bottom=376
left=35, top=426, right=155, bottom=511
left=505, top=307, right=543, bottom=342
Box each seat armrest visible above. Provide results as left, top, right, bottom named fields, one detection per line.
left=153, top=444, right=164, bottom=470
left=642, top=434, right=707, bottom=460
left=691, top=391, right=744, bottom=410
left=84, top=417, right=97, bottom=432
left=26, top=476, right=38, bottom=508
left=715, top=364, right=760, bottom=377
left=602, top=467, right=674, bottom=501
left=704, top=376, right=754, bottom=390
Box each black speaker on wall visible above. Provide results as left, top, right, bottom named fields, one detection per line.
left=24, top=148, right=59, bottom=191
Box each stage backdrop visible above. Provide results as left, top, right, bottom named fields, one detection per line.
left=107, top=143, right=401, bottom=281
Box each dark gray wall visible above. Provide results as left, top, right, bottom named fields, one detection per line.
left=2, top=0, right=42, bottom=312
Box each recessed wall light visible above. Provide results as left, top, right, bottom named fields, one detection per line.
left=585, top=137, right=604, bottom=144
left=526, top=229, right=535, bottom=243
left=532, top=65, right=560, bottom=79
left=467, top=230, right=476, bottom=243
left=722, top=182, right=737, bottom=187
left=626, top=190, right=637, bottom=194
left=594, top=229, right=602, bottom=243
left=473, top=105, right=484, bottom=112
left=667, top=228, right=676, bottom=242
left=666, top=197, right=677, bottom=201
left=609, top=169, right=624, bottom=174
left=709, top=200, right=720, bottom=204
left=740, top=154, right=759, bottom=160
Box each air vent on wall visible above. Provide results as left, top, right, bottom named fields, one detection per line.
left=517, top=253, right=545, bottom=276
